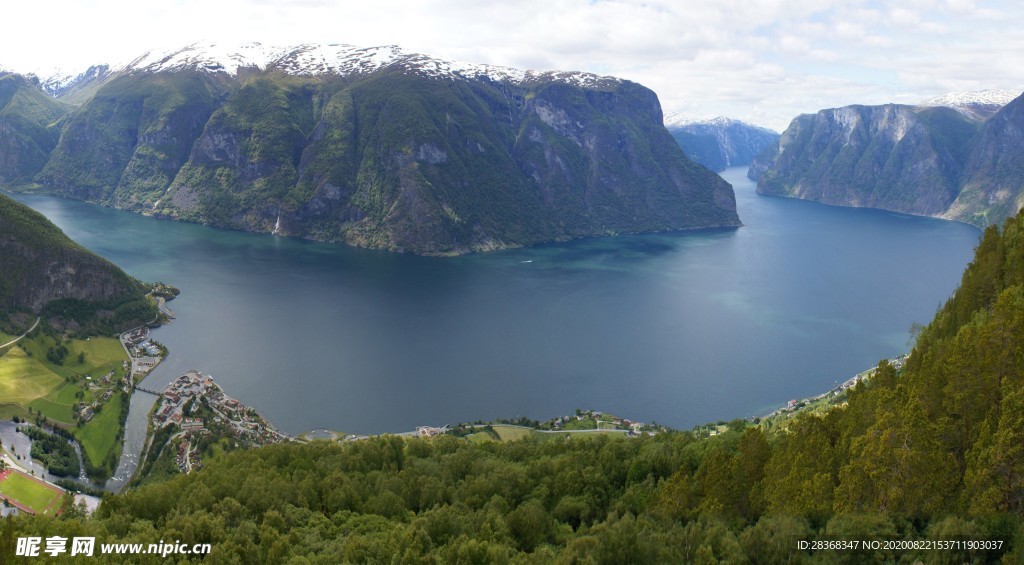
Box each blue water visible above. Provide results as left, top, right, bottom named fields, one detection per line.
left=11, top=168, right=981, bottom=434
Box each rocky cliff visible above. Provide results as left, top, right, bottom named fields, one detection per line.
left=950, top=93, right=1024, bottom=225
left=0, top=193, right=154, bottom=333
left=750, top=92, right=1024, bottom=226
left=665, top=115, right=778, bottom=172
left=20, top=43, right=740, bottom=255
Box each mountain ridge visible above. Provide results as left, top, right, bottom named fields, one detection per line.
left=664, top=114, right=779, bottom=172
left=38, top=41, right=628, bottom=93
left=750, top=91, right=1024, bottom=226
left=2, top=42, right=740, bottom=255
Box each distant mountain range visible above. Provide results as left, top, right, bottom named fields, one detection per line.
left=0, top=42, right=740, bottom=255
left=750, top=90, right=1024, bottom=227
left=663, top=114, right=778, bottom=172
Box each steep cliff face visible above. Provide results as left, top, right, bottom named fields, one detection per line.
left=0, top=193, right=154, bottom=333
left=0, top=73, right=68, bottom=185
left=753, top=104, right=977, bottom=216
left=665, top=116, right=778, bottom=172
left=27, top=43, right=739, bottom=255
left=950, top=94, right=1024, bottom=225
left=36, top=71, right=232, bottom=206
left=751, top=92, right=1024, bottom=226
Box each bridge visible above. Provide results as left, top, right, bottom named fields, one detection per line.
left=133, top=385, right=163, bottom=396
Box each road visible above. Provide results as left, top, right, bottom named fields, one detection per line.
left=0, top=317, right=41, bottom=349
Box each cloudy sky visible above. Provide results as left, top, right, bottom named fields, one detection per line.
left=3, top=0, right=1021, bottom=131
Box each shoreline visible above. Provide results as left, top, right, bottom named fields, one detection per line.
left=759, top=354, right=909, bottom=423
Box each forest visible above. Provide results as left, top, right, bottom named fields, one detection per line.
left=5, top=211, right=1024, bottom=563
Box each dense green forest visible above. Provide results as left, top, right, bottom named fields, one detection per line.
left=20, top=425, right=81, bottom=477
left=6, top=211, right=1024, bottom=562
left=0, top=192, right=156, bottom=335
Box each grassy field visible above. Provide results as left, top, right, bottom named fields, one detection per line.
left=0, top=335, right=126, bottom=426
left=466, top=430, right=498, bottom=443
left=492, top=425, right=533, bottom=442
left=0, top=333, right=128, bottom=477
left=19, top=334, right=127, bottom=380
left=0, top=471, right=64, bottom=515
left=0, top=347, right=63, bottom=406
left=466, top=425, right=628, bottom=444
left=77, top=392, right=123, bottom=467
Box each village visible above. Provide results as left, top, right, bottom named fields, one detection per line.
left=545, top=409, right=649, bottom=434
left=119, top=326, right=165, bottom=378
left=151, top=371, right=288, bottom=473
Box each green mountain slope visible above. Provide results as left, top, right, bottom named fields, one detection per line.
left=27, top=50, right=739, bottom=255
left=0, top=73, right=68, bottom=185
left=0, top=193, right=155, bottom=334
left=37, top=71, right=232, bottom=206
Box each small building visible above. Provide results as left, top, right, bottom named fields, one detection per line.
left=416, top=426, right=448, bottom=438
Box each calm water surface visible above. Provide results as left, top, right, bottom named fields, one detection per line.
left=12, top=168, right=981, bottom=438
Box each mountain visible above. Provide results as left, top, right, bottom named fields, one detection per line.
left=750, top=91, right=1024, bottom=226
left=35, top=64, right=115, bottom=105
left=919, top=89, right=1018, bottom=121
left=0, top=72, right=68, bottom=185
left=20, top=42, right=740, bottom=255
left=950, top=93, right=1024, bottom=225
left=664, top=114, right=778, bottom=172
left=0, top=192, right=154, bottom=334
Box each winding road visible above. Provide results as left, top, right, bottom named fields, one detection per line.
left=0, top=317, right=40, bottom=349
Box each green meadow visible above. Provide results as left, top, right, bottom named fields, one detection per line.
left=0, top=334, right=129, bottom=476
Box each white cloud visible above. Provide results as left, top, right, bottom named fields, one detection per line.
left=1, top=0, right=1022, bottom=132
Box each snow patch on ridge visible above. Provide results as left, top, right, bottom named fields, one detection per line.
left=113, top=41, right=623, bottom=89
left=919, top=89, right=1020, bottom=108
left=664, top=112, right=777, bottom=134
left=663, top=112, right=710, bottom=128
left=123, top=42, right=285, bottom=75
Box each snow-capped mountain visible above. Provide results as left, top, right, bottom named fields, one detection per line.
left=920, top=89, right=1020, bottom=108
left=5, top=40, right=737, bottom=256
left=10, top=41, right=623, bottom=102
left=113, top=41, right=621, bottom=89
left=919, top=89, right=1020, bottom=120
left=662, top=113, right=778, bottom=171
left=664, top=113, right=775, bottom=133
left=662, top=112, right=707, bottom=128
left=36, top=65, right=112, bottom=98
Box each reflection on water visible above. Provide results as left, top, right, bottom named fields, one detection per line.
left=12, top=168, right=981, bottom=483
